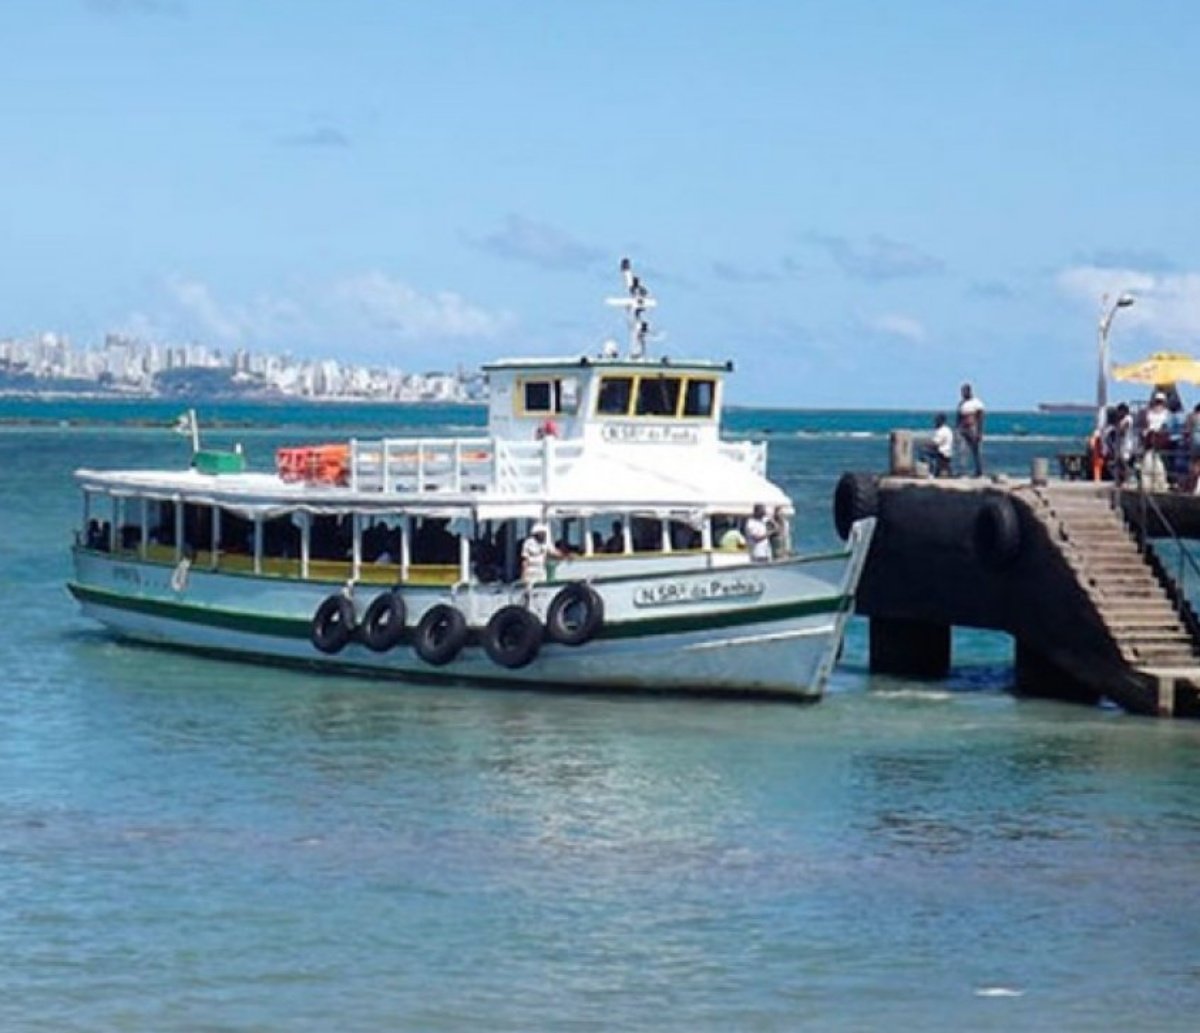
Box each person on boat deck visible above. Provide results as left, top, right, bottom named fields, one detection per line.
left=603, top=520, right=624, bottom=554
left=521, top=522, right=561, bottom=588
left=956, top=382, right=986, bottom=477
left=745, top=504, right=776, bottom=563
left=920, top=413, right=953, bottom=477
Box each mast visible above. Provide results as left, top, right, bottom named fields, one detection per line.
left=605, top=257, right=657, bottom=359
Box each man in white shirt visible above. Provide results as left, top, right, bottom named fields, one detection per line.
left=745, top=504, right=775, bottom=563
left=521, top=522, right=560, bottom=590
left=956, top=382, right=986, bottom=476
left=921, top=413, right=953, bottom=477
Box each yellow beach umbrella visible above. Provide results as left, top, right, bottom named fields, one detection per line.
left=1111, top=351, right=1200, bottom=386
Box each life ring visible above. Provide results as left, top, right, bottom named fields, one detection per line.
left=545, top=582, right=604, bottom=646
left=311, top=594, right=356, bottom=654
left=169, top=556, right=191, bottom=593
left=413, top=604, right=468, bottom=666
left=974, top=495, right=1021, bottom=570
left=482, top=605, right=543, bottom=669
left=359, top=591, right=407, bottom=653
left=833, top=472, right=879, bottom=541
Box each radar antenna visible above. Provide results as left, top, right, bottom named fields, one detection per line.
left=604, top=257, right=657, bottom=359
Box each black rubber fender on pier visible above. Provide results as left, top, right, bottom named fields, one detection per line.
left=482, top=605, right=544, bottom=669
left=545, top=582, right=604, bottom=646
left=973, top=495, right=1022, bottom=570
left=359, top=590, right=407, bottom=653
left=412, top=604, right=469, bottom=666
left=833, top=472, right=880, bottom=541
left=311, top=594, right=356, bottom=655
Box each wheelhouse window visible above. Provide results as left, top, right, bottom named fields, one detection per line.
left=635, top=376, right=681, bottom=417
left=597, top=376, right=633, bottom=415
left=520, top=376, right=580, bottom=416
left=682, top=378, right=716, bottom=417
left=523, top=379, right=554, bottom=415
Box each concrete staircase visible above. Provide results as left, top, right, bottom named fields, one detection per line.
left=1032, top=485, right=1200, bottom=673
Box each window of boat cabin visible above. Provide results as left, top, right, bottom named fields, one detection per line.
left=682, top=378, right=716, bottom=418
left=146, top=499, right=176, bottom=547
left=636, top=376, right=681, bottom=417
left=181, top=502, right=212, bottom=557
left=597, top=376, right=634, bottom=415
left=519, top=376, right=580, bottom=416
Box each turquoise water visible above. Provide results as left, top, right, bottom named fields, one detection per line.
left=2, top=405, right=1198, bottom=1031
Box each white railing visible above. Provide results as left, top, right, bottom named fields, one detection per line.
left=349, top=437, right=494, bottom=494
left=348, top=435, right=764, bottom=495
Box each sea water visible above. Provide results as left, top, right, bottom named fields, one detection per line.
left=1, top=403, right=1198, bottom=1032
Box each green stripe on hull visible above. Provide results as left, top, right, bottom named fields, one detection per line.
left=68, top=582, right=849, bottom=642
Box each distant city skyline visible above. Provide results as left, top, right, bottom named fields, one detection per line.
left=2, top=2, right=1198, bottom=408
left=0, top=330, right=478, bottom=401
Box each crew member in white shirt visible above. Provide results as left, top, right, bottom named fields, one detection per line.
left=745, top=504, right=776, bottom=563
left=521, top=522, right=560, bottom=592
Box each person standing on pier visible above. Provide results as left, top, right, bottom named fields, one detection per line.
left=956, top=382, right=986, bottom=477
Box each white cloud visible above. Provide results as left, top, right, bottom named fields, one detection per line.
left=866, top=312, right=927, bottom=343
left=332, top=272, right=513, bottom=342
left=116, top=273, right=513, bottom=359
left=471, top=215, right=604, bottom=271
left=1057, top=265, right=1200, bottom=344
left=162, top=277, right=307, bottom=345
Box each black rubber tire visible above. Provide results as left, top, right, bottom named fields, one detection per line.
left=974, top=495, right=1021, bottom=570
left=833, top=472, right=879, bottom=541
left=482, top=605, right=543, bottom=669
left=413, top=604, right=468, bottom=666
left=311, top=594, right=356, bottom=655
left=545, top=582, right=604, bottom=646
left=360, top=591, right=407, bottom=653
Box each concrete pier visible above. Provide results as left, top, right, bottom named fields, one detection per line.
left=836, top=473, right=1200, bottom=717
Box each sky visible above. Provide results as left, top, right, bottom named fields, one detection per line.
left=3, top=0, right=1199, bottom=408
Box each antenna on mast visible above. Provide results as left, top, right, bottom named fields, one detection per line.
left=605, top=257, right=657, bottom=359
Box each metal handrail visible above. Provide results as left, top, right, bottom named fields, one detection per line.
left=1129, top=481, right=1200, bottom=644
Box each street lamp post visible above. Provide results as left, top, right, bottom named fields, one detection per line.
left=1097, top=292, right=1135, bottom=426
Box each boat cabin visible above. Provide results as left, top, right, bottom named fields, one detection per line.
left=73, top=260, right=792, bottom=592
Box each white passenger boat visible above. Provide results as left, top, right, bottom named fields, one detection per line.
left=68, top=261, right=875, bottom=699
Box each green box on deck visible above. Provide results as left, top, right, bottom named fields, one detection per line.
left=192, top=449, right=247, bottom=475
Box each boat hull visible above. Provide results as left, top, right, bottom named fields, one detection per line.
left=68, top=522, right=873, bottom=699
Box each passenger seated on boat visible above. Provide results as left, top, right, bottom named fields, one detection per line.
left=718, top=525, right=746, bottom=550
left=85, top=519, right=106, bottom=551
left=603, top=520, right=625, bottom=554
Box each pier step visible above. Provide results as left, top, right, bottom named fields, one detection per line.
left=1031, top=485, right=1200, bottom=681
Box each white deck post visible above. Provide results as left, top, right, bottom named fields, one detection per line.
left=351, top=512, right=362, bottom=581
left=299, top=513, right=310, bottom=580
left=211, top=505, right=221, bottom=570
left=349, top=439, right=359, bottom=492
left=400, top=516, right=411, bottom=582
left=253, top=516, right=263, bottom=575
left=174, top=496, right=184, bottom=563
left=459, top=524, right=471, bottom=584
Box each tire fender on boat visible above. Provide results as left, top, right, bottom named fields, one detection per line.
left=974, top=495, right=1022, bottom=570
left=482, top=605, right=543, bottom=669
left=311, top=594, right=356, bottom=654
left=833, top=472, right=879, bottom=541
left=413, top=604, right=468, bottom=666
left=545, top=582, right=604, bottom=646
left=360, top=590, right=407, bottom=653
